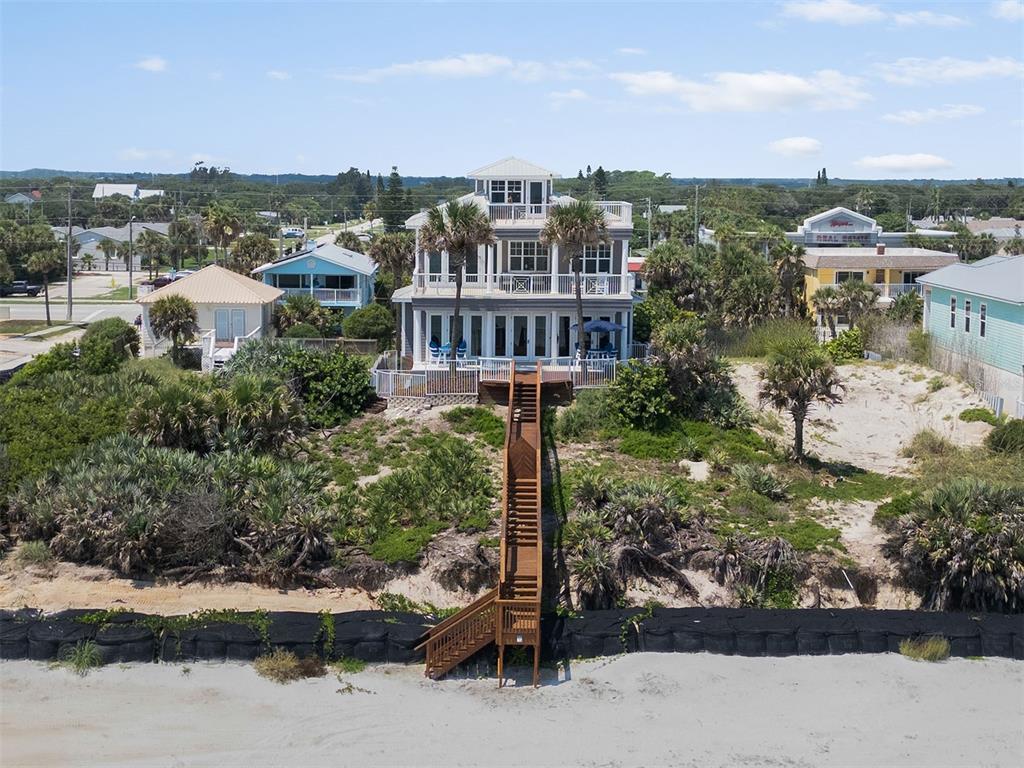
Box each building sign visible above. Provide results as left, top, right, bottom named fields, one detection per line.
left=806, top=232, right=874, bottom=245
left=829, top=218, right=853, bottom=228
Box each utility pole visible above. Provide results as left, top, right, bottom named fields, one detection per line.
left=128, top=215, right=135, bottom=301
left=645, top=197, right=652, bottom=250
left=65, top=185, right=73, bottom=321
left=693, top=185, right=701, bottom=248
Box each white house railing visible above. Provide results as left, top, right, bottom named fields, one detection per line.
left=280, top=287, right=360, bottom=303
left=412, top=272, right=627, bottom=296
left=496, top=274, right=552, bottom=294
left=485, top=199, right=633, bottom=224
left=557, top=274, right=622, bottom=295
left=876, top=283, right=923, bottom=299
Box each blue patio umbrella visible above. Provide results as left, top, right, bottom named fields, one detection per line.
left=571, top=319, right=626, bottom=333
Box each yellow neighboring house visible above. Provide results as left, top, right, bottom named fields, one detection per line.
left=801, top=243, right=958, bottom=314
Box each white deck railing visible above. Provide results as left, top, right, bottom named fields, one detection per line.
left=412, top=272, right=627, bottom=296
left=280, top=287, right=360, bottom=303
left=876, top=283, right=923, bottom=299
left=557, top=274, right=622, bottom=295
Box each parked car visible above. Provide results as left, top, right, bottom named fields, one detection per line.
left=172, top=270, right=195, bottom=280
left=280, top=226, right=305, bottom=239
left=0, top=280, right=42, bottom=297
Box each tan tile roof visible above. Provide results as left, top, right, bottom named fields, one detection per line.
left=137, top=264, right=283, bottom=305
left=802, top=248, right=958, bottom=270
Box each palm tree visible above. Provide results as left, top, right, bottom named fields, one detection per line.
left=772, top=243, right=805, bottom=318
left=812, top=285, right=841, bottom=339
left=149, top=294, right=199, bottom=364
left=368, top=232, right=414, bottom=352
left=136, top=229, right=168, bottom=279
left=275, top=293, right=327, bottom=333
left=759, top=336, right=845, bottom=459
left=837, top=279, right=879, bottom=328
left=418, top=200, right=495, bottom=363
left=26, top=249, right=63, bottom=326
left=81, top=253, right=95, bottom=271
left=540, top=199, right=609, bottom=357
left=98, top=238, right=118, bottom=271
left=204, top=203, right=241, bottom=265
left=334, top=230, right=364, bottom=252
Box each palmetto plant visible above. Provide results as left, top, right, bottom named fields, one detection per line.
left=758, top=335, right=844, bottom=459
left=772, top=243, right=805, bottom=318
left=149, top=294, right=199, bottom=364
left=334, top=230, right=364, bottom=252
left=275, top=293, right=328, bottom=333
left=368, top=231, right=415, bottom=350
left=26, top=248, right=63, bottom=326
left=812, top=285, right=841, bottom=339
left=541, top=199, right=609, bottom=357
left=418, top=199, right=495, bottom=361
left=887, top=480, right=1024, bottom=612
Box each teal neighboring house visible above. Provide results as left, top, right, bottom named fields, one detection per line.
left=917, top=254, right=1024, bottom=416
left=252, top=240, right=377, bottom=314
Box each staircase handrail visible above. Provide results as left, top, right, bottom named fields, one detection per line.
left=498, top=361, right=517, bottom=584
left=532, top=366, right=544, bottom=609
left=415, top=586, right=499, bottom=648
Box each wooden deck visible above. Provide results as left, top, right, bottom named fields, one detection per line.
left=418, top=363, right=544, bottom=685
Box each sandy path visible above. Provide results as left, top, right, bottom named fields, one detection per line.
left=2, top=654, right=1021, bottom=767
left=733, top=361, right=991, bottom=474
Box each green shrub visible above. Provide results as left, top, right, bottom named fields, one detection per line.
left=874, top=491, right=921, bottom=531
left=959, top=408, right=999, bottom=426
left=282, top=322, right=321, bottom=339
left=608, top=360, right=674, bottom=430
left=899, top=636, right=950, bottom=662
left=342, top=303, right=393, bottom=351
left=442, top=406, right=505, bottom=449
left=908, top=328, right=930, bottom=365
left=886, top=480, right=1024, bottom=611
left=367, top=522, right=445, bottom=564
left=823, top=327, right=864, bottom=363
left=8, top=342, right=79, bottom=384
left=714, top=318, right=815, bottom=358
left=556, top=389, right=616, bottom=442
left=14, top=540, right=53, bottom=567
left=926, top=375, right=946, bottom=393
left=79, top=317, right=140, bottom=373
left=986, top=419, right=1024, bottom=454
left=331, top=656, right=368, bottom=674
left=775, top=518, right=843, bottom=552
left=617, top=419, right=770, bottom=464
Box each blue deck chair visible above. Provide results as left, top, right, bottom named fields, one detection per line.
left=456, top=339, right=468, bottom=360
left=428, top=341, right=441, bottom=361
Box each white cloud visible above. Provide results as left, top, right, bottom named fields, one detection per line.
left=334, top=53, right=594, bottom=83
left=856, top=153, right=953, bottom=172
left=991, top=1, right=1024, bottom=21
left=267, top=70, right=291, bottom=81
left=877, top=56, right=1024, bottom=84
left=119, top=147, right=173, bottom=162
left=611, top=68, right=869, bottom=112
left=781, top=0, right=885, bottom=25
left=135, top=56, right=167, bottom=73
left=616, top=47, right=647, bottom=55
left=768, top=136, right=823, bottom=156
left=891, top=10, right=967, bottom=27
left=882, top=104, right=984, bottom=125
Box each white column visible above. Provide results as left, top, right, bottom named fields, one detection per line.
left=485, top=310, right=494, bottom=356
left=621, top=238, right=630, bottom=295
left=550, top=244, right=559, bottom=294
left=549, top=310, right=557, bottom=359
left=486, top=244, right=494, bottom=294
left=412, top=308, right=422, bottom=364
left=621, top=311, right=629, bottom=360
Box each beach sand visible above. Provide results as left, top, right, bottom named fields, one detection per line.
left=2, top=653, right=1021, bottom=767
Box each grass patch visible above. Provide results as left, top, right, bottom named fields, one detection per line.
left=367, top=522, right=445, bottom=564
left=788, top=461, right=905, bottom=503
left=901, top=429, right=957, bottom=459
left=0, top=319, right=47, bottom=335
left=93, top=286, right=134, bottom=301
left=59, top=640, right=103, bottom=676
left=618, top=419, right=771, bottom=464
left=774, top=518, right=844, bottom=552
left=899, top=636, right=950, bottom=662
left=926, top=376, right=947, bottom=393
left=442, top=406, right=505, bottom=449
left=915, top=446, right=1024, bottom=487
left=873, top=491, right=921, bottom=531
left=959, top=407, right=999, bottom=426
left=330, top=656, right=368, bottom=674
left=254, top=649, right=327, bottom=683
left=14, top=540, right=53, bottom=568
left=713, top=318, right=815, bottom=358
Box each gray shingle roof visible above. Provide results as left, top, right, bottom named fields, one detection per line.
left=802, top=247, right=957, bottom=270
left=252, top=240, right=377, bottom=276
left=917, top=254, right=1024, bottom=304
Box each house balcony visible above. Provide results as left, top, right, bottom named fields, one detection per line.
left=278, top=286, right=362, bottom=306
left=412, top=273, right=629, bottom=297
left=485, top=199, right=633, bottom=226
left=875, top=283, right=923, bottom=300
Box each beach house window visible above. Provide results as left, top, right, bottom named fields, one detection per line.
left=506, top=181, right=523, bottom=204
left=964, top=300, right=972, bottom=333
left=980, top=304, right=987, bottom=338
left=491, top=181, right=506, bottom=204
left=583, top=244, right=612, bottom=274
left=949, top=296, right=956, bottom=328
left=835, top=271, right=864, bottom=284
left=509, top=241, right=549, bottom=272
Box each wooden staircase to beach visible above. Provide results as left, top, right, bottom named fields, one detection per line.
left=418, top=363, right=544, bottom=686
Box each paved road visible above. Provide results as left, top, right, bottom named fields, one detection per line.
left=0, top=301, right=139, bottom=370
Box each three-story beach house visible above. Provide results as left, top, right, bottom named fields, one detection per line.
left=390, top=157, right=642, bottom=367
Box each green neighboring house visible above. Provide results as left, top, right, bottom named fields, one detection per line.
left=917, top=255, right=1024, bottom=416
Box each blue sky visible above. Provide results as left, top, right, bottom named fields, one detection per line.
left=2, top=0, right=1022, bottom=179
